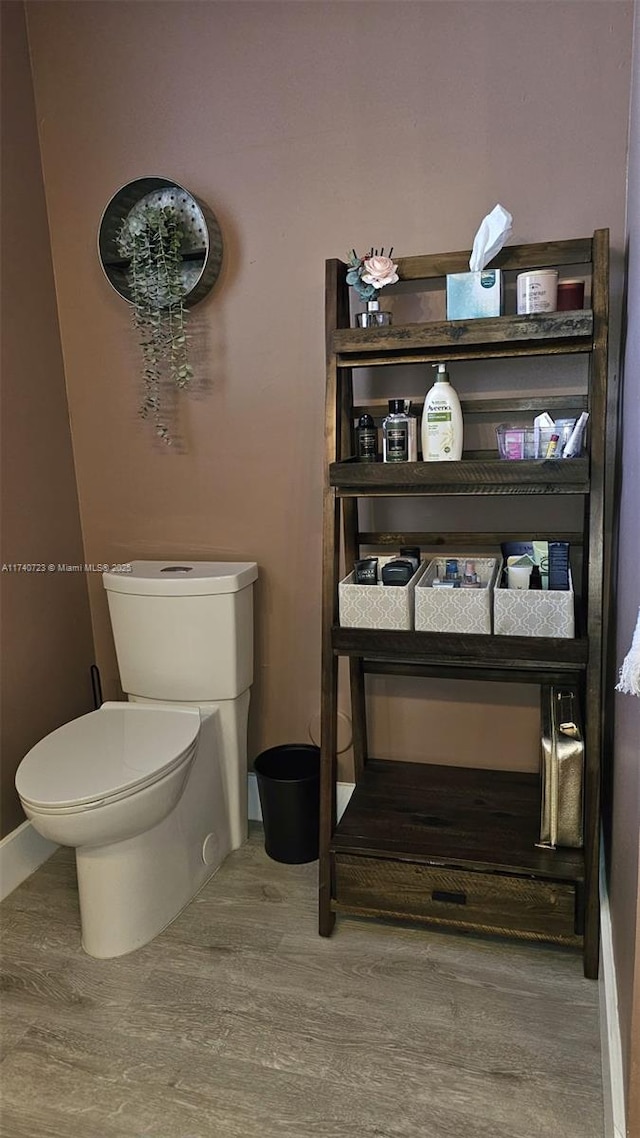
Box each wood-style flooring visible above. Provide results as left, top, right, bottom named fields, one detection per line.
left=0, top=826, right=603, bottom=1138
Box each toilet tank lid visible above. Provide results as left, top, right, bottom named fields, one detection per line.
left=103, top=560, right=258, bottom=596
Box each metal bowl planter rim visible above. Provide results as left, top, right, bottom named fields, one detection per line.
left=98, top=176, right=223, bottom=309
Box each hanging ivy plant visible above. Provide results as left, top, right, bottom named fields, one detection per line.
left=116, top=205, right=193, bottom=444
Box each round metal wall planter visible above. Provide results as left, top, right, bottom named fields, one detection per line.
left=98, top=177, right=223, bottom=308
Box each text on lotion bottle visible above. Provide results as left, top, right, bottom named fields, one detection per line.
left=421, top=364, right=464, bottom=461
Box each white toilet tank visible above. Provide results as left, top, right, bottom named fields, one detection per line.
left=103, top=561, right=258, bottom=702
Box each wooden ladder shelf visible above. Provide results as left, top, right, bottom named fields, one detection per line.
left=319, top=231, right=612, bottom=979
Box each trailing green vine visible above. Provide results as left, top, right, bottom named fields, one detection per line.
left=116, top=205, right=192, bottom=444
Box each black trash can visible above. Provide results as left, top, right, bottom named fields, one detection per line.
left=253, top=744, right=320, bottom=864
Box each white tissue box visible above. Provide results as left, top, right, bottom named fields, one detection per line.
left=446, top=270, right=503, bottom=320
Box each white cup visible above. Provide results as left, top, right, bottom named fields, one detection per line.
left=517, top=270, right=559, bottom=315
left=506, top=565, right=532, bottom=590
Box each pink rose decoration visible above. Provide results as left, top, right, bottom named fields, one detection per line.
left=361, top=255, right=399, bottom=290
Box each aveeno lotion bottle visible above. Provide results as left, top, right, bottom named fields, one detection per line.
left=421, top=364, right=463, bottom=461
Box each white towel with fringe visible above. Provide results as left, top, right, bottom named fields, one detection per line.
left=616, top=605, right=640, bottom=696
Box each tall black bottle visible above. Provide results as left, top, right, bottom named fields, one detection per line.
left=356, top=414, right=378, bottom=462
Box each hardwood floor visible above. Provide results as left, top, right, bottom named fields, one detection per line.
left=0, top=826, right=603, bottom=1137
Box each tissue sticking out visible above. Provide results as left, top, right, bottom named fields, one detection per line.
left=469, top=204, right=513, bottom=273
left=446, top=204, right=513, bottom=320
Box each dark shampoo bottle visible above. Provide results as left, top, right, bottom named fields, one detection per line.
left=356, top=414, right=378, bottom=462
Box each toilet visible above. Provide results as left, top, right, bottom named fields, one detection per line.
left=15, top=560, right=258, bottom=958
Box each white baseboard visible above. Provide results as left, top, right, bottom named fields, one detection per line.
left=600, top=843, right=627, bottom=1138
left=248, top=772, right=354, bottom=823
left=0, top=820, right=58, bottom=902
left=248, top=770, right=262, bottom=823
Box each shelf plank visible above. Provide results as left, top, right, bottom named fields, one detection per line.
left=357, top=531, right=584, bottom=548
left=332, top=626, right=588, bottom=671
left=330, top=457, right=589, bottom=496
left=391, top=238, right=593, bottom=281
left=363, top=660, right=584, bottom=686
left=331, top=760, right=584, bottom=883
left=333, top=312, right=593, bottom=365
left=338, top=343, right=591, bottom=367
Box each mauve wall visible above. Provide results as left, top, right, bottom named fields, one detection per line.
left=611, top=3, right=640, bottom=1128
left=24, top=0, right=633, bottom=780
left=0, top=2, right=94, bottom=838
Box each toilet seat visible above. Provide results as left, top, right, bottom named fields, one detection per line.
left=16, top=702, right=200, bottom=814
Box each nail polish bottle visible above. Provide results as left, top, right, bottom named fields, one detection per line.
left=461, top=560, right=481, bottom=588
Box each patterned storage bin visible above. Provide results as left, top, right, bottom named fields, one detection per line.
left=493, top=570, right=575, bottom=638
left=338, top=557, right=427, bottom=630
left=414, top=557, right=500, bottom=635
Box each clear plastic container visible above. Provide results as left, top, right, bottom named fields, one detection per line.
left=496, top=424, right=558, bottom=460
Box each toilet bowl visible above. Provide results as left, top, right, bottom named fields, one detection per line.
left=14, top=559, right=258, bottom=958
left=16, top=702, right=200, bottom=848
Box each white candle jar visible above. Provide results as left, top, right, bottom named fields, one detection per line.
left=516, top=269, right=559, bottom=315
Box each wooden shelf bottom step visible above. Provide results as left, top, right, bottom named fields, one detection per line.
left=332, top=856, right=581, bottom=945
left=330, top=760, right=584, bottom=947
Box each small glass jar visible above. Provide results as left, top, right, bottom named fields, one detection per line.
left=356, top=298, right=392, bottom=328
left=556, top=279, right=585, bottom=311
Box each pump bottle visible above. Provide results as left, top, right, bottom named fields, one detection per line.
left=382, top=399, right=410, bottom=462
left=356, top=414, right=378, bottom=462
left=421, top=364, right=463, bottom=461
